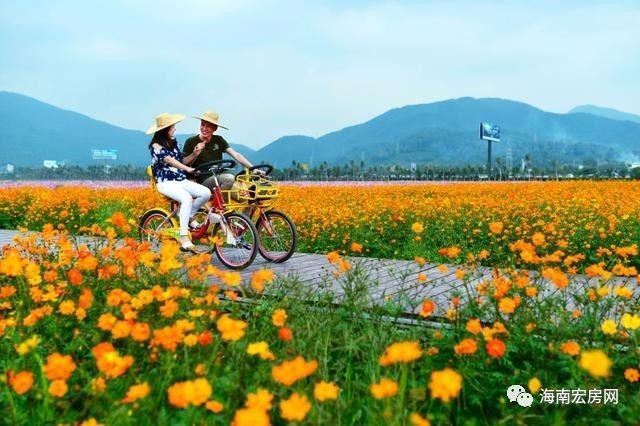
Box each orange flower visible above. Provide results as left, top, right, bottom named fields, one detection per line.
left=272, top=356, right=318, bottom=386
left=167, top=378, right=212, bottom=408
left=411, top=222, right=424, bottom=234
left=92, top=342, right=116, bottom=359
left=560, top=341, right=580, bottom=356
left=454, top=338, right=478, bottom=355
left=278, top=326, right=293, bottom=342
left=314, top=381, right=339, bottom=402
left=96, top=351, right=135, bottom=379
left=410, top=413, right=431, bottom=426
left=44, top=353, right=77, bottom=381
left=9, top=371, right=34, bottom=395
left=130, top=322, right=151, bottom=342
left=542, top=267, right=569, bottom=289
left=579, top=349, right=612, bottom=378
left=250, top=269, right=275, bottom=292
left=58, top=300, right=76, bottom=315
left=485, top=338, right=506, bottom=358
left=531, top=232, right=546, bottom=246
left=206, top=400, right=224, bottom=413
left=419, top=300, right=435, bottom=317
left=247, top=341, right=276, bottom=361
left=216, top=314, right=247, bottom=342
left=272, top=309, right=288, bottom=327
left=624, top=368, right=639, bottom=383
left=245, top=388, right=274, bottom=410
left=326, top=251, right=341, bottom=263
left=428, top=368, right=462, bottom=402
left=498, top=297, right=517, bottom=314
left=49, top=380, right=68, bottom=398
left=78, top=288, right=93, bottom=309
left=122, top=382, right=150, bottom=404
left=110, top=212, right=127, bottom=228
left=489, top=222, right=503, bottom=234
left=232, top=407, right=270, bottom=426
left=160, top=300, right=179, bottom=318
left=111, top=320, right=132, bottom=339
left=370, top=378, right=398, bottom=399
left=466, top=318, right=482, bottom=335
left=279, top=393, right=311, bottom=422
left=221, top=271, right=242, bottom=286
left=198, top=330, right=213, bottom=346
left=379, top=341, right=422, bottom=366
left=350, top=242, right=363, bottom=253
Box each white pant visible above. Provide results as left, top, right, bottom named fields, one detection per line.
left=156, top=180, right=211, bottom=236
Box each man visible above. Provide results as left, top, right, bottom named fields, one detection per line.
left=183, top=111, right=256, bottom=190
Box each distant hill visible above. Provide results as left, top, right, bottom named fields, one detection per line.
left=254, top=97, right=640, bottom=168
left=0, top=91, right=254, bottom=167
left=569, top=105, right=640, bottom=124
left=2, top=91, right=639, bottom=168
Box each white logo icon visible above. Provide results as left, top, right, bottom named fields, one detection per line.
left=507, top=385, right=533, bottom=407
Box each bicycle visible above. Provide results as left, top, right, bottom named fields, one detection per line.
left=226, top=164, right=297, bottom=263
left=138, top=160, right=259, bottom=270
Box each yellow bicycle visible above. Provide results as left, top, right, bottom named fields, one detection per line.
left=226, top=164, right=297, bottom=263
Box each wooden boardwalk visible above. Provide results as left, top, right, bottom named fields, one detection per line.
left=1, top=229, right=638, bottom=317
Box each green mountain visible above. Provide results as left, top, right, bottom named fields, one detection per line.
left=569, top=105, right=640, bottom=124
left=0, top=91, right=254, bottom=167
left=254, top=97, right=640, bottom=168
left=2, top=91, right=639, bottom=169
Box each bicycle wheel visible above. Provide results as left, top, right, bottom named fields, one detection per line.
left=256, top=210, right=297, bottom=263
left=210, top=212, right=258, bottom=270
left=138, top=209, right=177, bottom=249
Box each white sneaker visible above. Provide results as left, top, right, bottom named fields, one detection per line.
left=208, top=213, right=222, bottom=224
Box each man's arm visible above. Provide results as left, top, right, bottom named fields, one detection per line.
left=183, top=139, right=205, bottom=166
left=225, top=147, right=253, bottom=169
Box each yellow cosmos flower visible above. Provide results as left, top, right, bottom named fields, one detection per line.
left=271, top=309, right=288, bottom=327
left=314, top=381, right=340, bottom=402
left=370, top=378, right=398, bottom=399
left=579, top=349, right=612, bottom=378
left=216, top=314, right=247, bottom=342
left=279, top=393, right=311, bottom=422
left=272, top=356, right=318, bottom=386
left=600, top=319, right=617, bottom=335
left=428, top=368, right=462, bottom=403
left=379, top=341, right=422, bottom=366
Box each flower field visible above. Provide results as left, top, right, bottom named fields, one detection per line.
left=0, top=181, right=639, bottom=424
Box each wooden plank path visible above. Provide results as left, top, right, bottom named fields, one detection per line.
left=1, top=229, right=638, bottom=318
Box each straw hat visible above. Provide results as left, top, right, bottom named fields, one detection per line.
left=194, top=111, right=228, bottom=130
left=145, top=113, right=185, bottom=135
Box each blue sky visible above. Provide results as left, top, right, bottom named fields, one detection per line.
left=1, top=0, right=638, bottom=149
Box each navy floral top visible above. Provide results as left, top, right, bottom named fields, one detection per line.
left=150, top=143, right=186, bottom=182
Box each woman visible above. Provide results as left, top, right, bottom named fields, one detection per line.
left=147, top=112, right=211, bottom=251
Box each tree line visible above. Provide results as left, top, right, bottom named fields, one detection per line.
left=2, top=161, right=639, bottom=181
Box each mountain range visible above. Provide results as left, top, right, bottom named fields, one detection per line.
left=1, top=91, right=639, bottom=169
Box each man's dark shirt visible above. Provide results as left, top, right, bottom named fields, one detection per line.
left=183, top=135, right=230, bottom=183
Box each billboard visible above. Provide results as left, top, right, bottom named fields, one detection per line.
left=92, top=149, right=118, bottom=160
left=480, top=122, right=501, bottom=142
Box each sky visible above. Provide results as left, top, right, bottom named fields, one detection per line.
left=1, top=0, right=639, bottom=149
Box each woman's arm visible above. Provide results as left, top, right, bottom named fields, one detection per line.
left=164, top=155, right=194, bottom=173
left=153, top=143, right=194, bottom=173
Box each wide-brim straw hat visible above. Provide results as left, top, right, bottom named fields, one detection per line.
left=194, top=111, right=228, bottom=130
left=145, top=113, right=185, bottom=135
